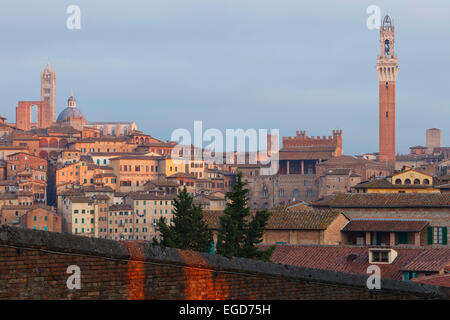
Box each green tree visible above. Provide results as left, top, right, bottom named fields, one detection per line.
left=154, top=187, right=213, bottom=252
left=216, top=172, right=274, bottom=261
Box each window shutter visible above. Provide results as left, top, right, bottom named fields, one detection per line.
left=442, top=227, right=448, bottom=245
left=427, top=227, right=433, bottom=244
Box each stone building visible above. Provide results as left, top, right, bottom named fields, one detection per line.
left=203, top=209, right=349, bottom=245
left=316, top=155, right=392, bottom=197
left=426, top=128, right=442, bottom=154
left=240, top=130, right=343, bottom=210
left=318, top=168, right=362, bottom=197
left=312, top=193, right=449, bottom=245
left=60, top=194, right=109, bottom=238
left=19, top=206, right=62, bottom=232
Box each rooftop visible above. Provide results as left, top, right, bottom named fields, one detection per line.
left=341, top=219, right=429, bottom=232
left=267, top=245, right=450, bottom=281
left=319, top=193, right=450, bottom=208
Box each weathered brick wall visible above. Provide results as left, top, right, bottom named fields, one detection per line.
left=0, top=225, right=448, bottom=300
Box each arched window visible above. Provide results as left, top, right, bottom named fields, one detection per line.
left=423, top=179, right=430, bottom=185
left=39, top=139, right=49, bottom=148
left=404, top=179, right=411, bottom=185
left=59, top=139, right=68, bottom=148
left=414, top=179, right=420, bottom=185
left=279, top=189, right=284, bottom=197
left=49, top=138, right=58, bottom=148
left=395, top=179, right=402, bottom=185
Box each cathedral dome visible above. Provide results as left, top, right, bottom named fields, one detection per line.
left=57, top=95, right=85, bottom=122
left=57, top=107, right=84, bottom=122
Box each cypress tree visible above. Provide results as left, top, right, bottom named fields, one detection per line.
left=155, top=187, right=213, bottom=252
left=216, top=172, right=274, bottom=261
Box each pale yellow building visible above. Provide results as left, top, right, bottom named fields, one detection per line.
left=60, top=195, right=109, bottom=237
left=109, top=155, right=164, bottom=192
left=353, top=169, right=439, bottom=194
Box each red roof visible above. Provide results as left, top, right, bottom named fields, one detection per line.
left=341, top=219, right=429, bottom=232
left=326, top=193, right=450, bottom=208
left=412, top=274, right=450, bottom=288
left=402, top=249, right=450, bottom=272
left=267, top=245, right=450, bottom=281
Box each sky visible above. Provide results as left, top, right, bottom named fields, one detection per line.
left=0, top=0, right=449, bottom=155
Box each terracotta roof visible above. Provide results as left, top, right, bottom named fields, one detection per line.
left=167, top=173, right=196, bottom=179
left=47, top=125, right=81, bottom=134
left=412, top=274, right=450, bottom=288
left=270, top=209, right=345, bottom=230
left=90, top=194, right=110, bottom=200
left=57, top=189, right=84, bottom=196
left=267, top=245, right=450, bottom=281
left=126, top=193, right=176, bottom=201
left=0, top=180, right=18, bottom=186
left=83, top=186, right=114, bottom=193
left=321, top=155, right=369, bottom=165
left=1, top=204, right=55, bottom=211
left=402, top=249, right=450, bottom=272
left=94, top=173, right=116, bottom=178
left=341, top=219, right=429, bottom=232
left=114, top=192, right=128, bottom=197
left=353, top=179, right=393, bottom=189
left=68, top=196, right=91, bottom=203
left=326, top=193, right=450, bottom=208
left=0, top=146, right=27, bottom=150
left=354, top=178, right=437, bottom=189
left=109, top=155, right=163, bottom=161
left=324, top=168, right=351, bottom=175
left=202, top=209, right=345, bottom=230
left=144, top=180, right=179, bottom=188
left=90, top=152, right=147, bottom=156
left=350, top=172, right=362, bottom=177
left=0, top=193, right=18, bottom=200
left=396, top=154, right=426, bottom=161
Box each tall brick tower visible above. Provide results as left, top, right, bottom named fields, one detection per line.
left=377, top=15, right=398, bottom=164
left=41, top=63, right=56, bottom=123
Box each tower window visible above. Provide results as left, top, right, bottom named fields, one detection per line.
left=385, top=82, right=388, bottom=88
left=386, top=112, right=388, bottom=118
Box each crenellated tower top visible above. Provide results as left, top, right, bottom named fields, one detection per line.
left=377, top=15, right=399, bottom=82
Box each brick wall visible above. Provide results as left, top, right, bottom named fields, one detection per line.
left=0, top=225, right=448, bottom=300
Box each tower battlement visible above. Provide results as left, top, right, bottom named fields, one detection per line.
left=283, top=130, right=343, bottom=152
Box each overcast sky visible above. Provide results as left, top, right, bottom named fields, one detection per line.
left=0, top=0, right=448, bottom=155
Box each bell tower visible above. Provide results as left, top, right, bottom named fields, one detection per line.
left=377, top=15, right=398, bottom=164
left=41, top=63, right=56, bottom=123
